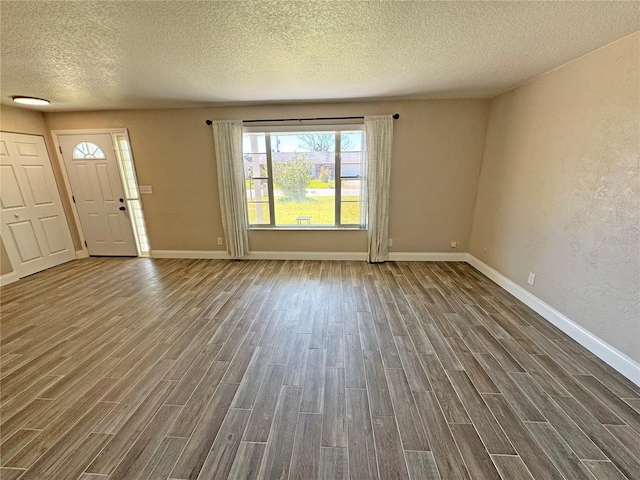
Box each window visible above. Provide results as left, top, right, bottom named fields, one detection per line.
left=72, top=141, right=105, bottom=159
left=242, top=125, right=366, bottom=228
left=113, top=134, right=150, bottom=256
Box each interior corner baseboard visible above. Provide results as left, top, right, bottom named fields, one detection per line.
left=388, top=252, right=469, bottom=262
left=466, top=255, right=640, bottom=387
left=76, top=249, right=89, bottom=259
left=0, top=271, right=19, bottom=287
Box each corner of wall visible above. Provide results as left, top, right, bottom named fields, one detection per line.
left=466, top=94, right=496, bottom=256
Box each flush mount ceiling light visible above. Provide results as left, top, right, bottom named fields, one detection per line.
left=12, top=96, right=50, bottom=106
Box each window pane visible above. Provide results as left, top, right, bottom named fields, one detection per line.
left=72, top=141, right=105, bottom=159
left=246, top=179, right=270, bottom=225
left=127, top=199, right=150, bottom=254
left=243, top=133, right=266, bottom=153
left=341, top=151, right=365, bottom=177
left=341, top=131, right=365, bottom=180
left=274, top=195, right=335, bottom=226
left=274, top=132, right=335, bottom=153
left=272, top=134, right=336, bottom=227
left=248, top=202, right=271, bottom=225
left=246, top=178, right=270, bottom=201
left=341, top=131, right=364, bottom=152
left=340, top=131, right=365, bottom=226
left=341, top=201, right=362, bottom=225
left=341, top=178, right=364, bottom=225
left=244, top=153, right=267, bottom=178
left=341, top=178, right=362, bottom=198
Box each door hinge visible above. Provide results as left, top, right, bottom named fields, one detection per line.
left=72, top=195, right=75, bottom=203
left=84, top=240, right=88, bottom=247
left=59, top=146, right=62, bottom=154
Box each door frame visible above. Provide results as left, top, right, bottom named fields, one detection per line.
left=51, top=128, right=144, bottom=258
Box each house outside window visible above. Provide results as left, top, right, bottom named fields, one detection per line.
left=242, top=125, right=366, bottom=229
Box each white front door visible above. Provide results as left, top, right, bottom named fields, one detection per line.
left=0, top=132, right=76, bottom=278
left=58, top=134, right=137, bottom=256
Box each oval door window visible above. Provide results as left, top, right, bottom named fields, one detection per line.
left=72, top=141, right=106, bottom=159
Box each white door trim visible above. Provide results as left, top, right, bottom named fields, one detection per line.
left=51, top=129, right=131, bottom=257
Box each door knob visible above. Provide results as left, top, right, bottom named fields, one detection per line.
left=119, top=198, right=124, bottom=203
left=14, top=213, right=19, bottom=218
left=119, top=206, right=126, bottom=211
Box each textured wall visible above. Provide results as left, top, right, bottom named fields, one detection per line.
left=45, top=99, right=489, bottom=254
left=469, top=33, right=639, bottom=362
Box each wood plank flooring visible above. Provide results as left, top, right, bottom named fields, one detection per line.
left=1, top=257, right=639, bottom=479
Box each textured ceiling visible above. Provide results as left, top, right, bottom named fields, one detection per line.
left=1, top=1, right=638, bottom=111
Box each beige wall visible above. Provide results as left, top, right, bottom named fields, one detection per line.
left=0, top=239, right=11, bottom=276
left=45, top=99, right=489, bottom=253
left=0, top=105, right=82, bottom=275
left=469, top=33, right=639, bottom=362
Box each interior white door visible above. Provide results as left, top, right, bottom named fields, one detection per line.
left=0, top=132, right=76, bottom=278
left=58, top=133, right=137, bottom=256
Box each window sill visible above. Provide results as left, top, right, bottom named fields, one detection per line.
left=248, top=227, right=366, bottom=231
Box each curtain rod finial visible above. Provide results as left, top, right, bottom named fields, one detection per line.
left=392, top=113, right=400, bottom=119
left=205, top=119, right=213, bottom=125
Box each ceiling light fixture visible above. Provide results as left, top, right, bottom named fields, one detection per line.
left=12, top=96, right=50, bottom=106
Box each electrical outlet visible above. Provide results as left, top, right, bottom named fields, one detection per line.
left=217, top=237, right=223, bottom=246
left=450, top=241, right=460, bottom=249
left=528, top=272, right=536, bottom=285
left=387, top=239, right=393, bottom=247
left=139, top=185, right=153, bottom=195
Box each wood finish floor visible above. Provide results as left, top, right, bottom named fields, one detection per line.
left=1, top=258, right=639, bottom=480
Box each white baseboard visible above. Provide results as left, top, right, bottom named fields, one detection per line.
left=0, top=271, right=19, bottom=287
left=466, top=255, right=640, bottom=386
left=150, top=250, right=467, bottom=262
left=76, top=249, right=89, bottom=259
left=151, top=249, right=368, bottom=261
left=389, top=252, right=468, bottom=262
left=151, top=250, right=230, bottom=260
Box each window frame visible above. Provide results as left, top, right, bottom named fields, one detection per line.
left=243, top=124, right=366, bottom=230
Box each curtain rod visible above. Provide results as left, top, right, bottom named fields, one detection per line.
left=205, top=113, right=399, bottom=126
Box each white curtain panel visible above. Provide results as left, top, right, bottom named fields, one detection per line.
left=365, top=115, right=393, bottom=263
left=212, top=120, right=248, bottom=259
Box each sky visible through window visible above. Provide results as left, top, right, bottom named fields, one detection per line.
left=242, top=132, right=363, bottom=153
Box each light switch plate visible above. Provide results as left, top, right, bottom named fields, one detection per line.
left=139, top=185, right=153, bottom=194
